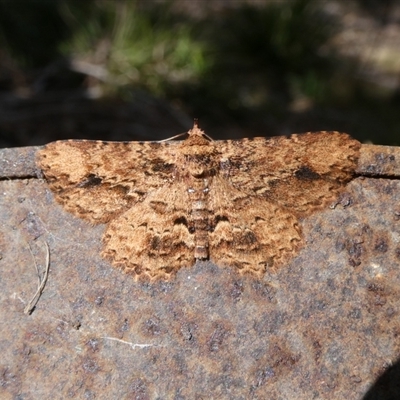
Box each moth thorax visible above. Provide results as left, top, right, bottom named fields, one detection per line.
left=184, top=153, right=217, bottom=178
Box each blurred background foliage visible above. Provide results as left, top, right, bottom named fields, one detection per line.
left=0, top=0, right=399, bottom=146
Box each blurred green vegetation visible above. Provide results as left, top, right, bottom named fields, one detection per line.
left=0, top=0, right=399, bottom=144
left=185, top=0, right=336, bottom=120
left=58, top=1, right=209, bottom=96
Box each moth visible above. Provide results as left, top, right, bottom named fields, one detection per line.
left=38, top=123, right=360, bottom=280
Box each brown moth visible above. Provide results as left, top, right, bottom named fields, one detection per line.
left=37, top=123, right=360, bottom=280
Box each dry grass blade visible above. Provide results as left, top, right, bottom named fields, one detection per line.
left=24, top=241, right=50, bottom=315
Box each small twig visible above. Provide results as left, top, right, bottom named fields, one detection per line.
left=24, top=241, right=50, bottom=315
left=101, top=337, right=156, bottom=350
left=69, top=59, right=109, bottom=81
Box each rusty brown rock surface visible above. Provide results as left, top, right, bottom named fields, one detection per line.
left=1, top=143, right=400, bottom=399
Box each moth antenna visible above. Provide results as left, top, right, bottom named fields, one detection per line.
left=159, top=132, right=187, bottom=142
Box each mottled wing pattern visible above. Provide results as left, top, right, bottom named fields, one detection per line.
left=208, top=176, right=301, bottom=275
left=206, top=132, right=360, bottom=274
left=39, top=139, right=197, bottom=280
left=38, top=130, right=360, bottom=280
left=38, top=139, right=181, bottom=223
left=217, top=132, right=361, bottom=214
left=102, top=183, right=195, bottom=280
